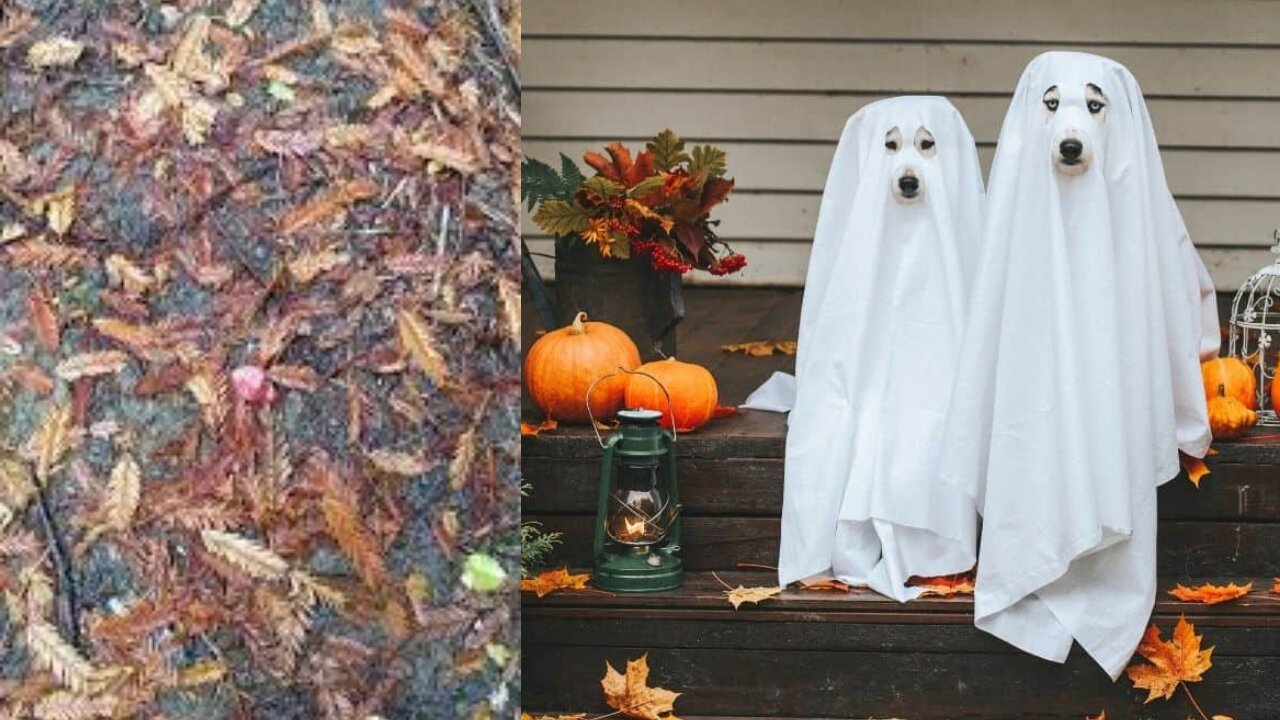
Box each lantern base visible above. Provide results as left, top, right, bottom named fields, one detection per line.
left=593, top=550, right=683, bottom=592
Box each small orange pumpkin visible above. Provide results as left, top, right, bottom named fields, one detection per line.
left=623, top=357, right=719, bottom=431
left=1272, top=358, right=1280, bottom=414
left=1207, top=395, right=1256, bottom=440
left=523, top=312, right=640, bottom=424
left=1201, top=358, right=1256, bottom=410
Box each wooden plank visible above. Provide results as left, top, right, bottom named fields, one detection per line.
left=521, top=645, right=1280, bottom=719
left=524, top=410, right=1280, bottom=465
left=522, top=570, right=1280, bottom=618
left=524, top=192, right=1280, bottom=247
left=524, top=456, right=1280, bottom=521
left=526, top=40, right=1280, bottom=98
left=524, top=0, right=1280, bottom=46
left=525, top=141, right=1280, bottom=199
left=524, top=91, right=1280, bottom=149
left=524, top=515, right=1280, bottom=576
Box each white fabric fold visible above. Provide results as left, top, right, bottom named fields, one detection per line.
left=777, top=97, right=985, bottom=601
left=939, top=52, right=1219, bottom=678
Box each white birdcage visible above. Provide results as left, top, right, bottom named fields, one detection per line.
left=1227, top=230, right=1280, bottom=425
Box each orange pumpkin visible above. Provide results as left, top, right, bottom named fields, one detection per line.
left=1273, top=358, right=1280, bottom=414
left=1201, top=358, right=1256, bottom=410
left=523, top=312, right=640, bottom=424
left=1207, top=395, right=1256, bottom=440
left=624, top=357, right=719, bottom=431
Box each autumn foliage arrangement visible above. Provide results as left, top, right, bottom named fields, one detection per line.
left=523, top=130, right=746, bottom=276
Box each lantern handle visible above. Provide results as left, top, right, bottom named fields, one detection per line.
left=585, top=367, right=678, bottom=449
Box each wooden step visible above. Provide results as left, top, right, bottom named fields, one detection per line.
left=523, top=410, right=1280, bottom=576
left=522, top=571, right=1280, bottom=720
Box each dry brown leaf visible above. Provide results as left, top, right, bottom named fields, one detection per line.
left=724, top=584, right=781, bottom=610
left=520, top=418, right=558, bottom=437
left=104, top=452, right=141, bottom=531
left=397, top=308, right=448, bottom=384
left=92, top=318, right=156, bottom=356
left=267, top=364, right=323, bottom=392
left=321, top=493, right=387, bottom=589
left=177, top=659, right=227, bottom=687
left=1125, top=616, right=1214, bottom=703
left=25, top=620, right=96, bottom=693
left=449, top=429, right=476, bottom=490
left=366, top=448, right=430, bottom=477
left=793, top=575, right=854, bottom=592
left=28, top=287, right=59, bottom=352
left=279, top=178, right=379, bottom=235
left=104, top=254, right=158, bottom=294
left=28, top=403, right=72, bottom=483
left=27, top=36, right=83, bottom=68
left=601, top=654, right=682, bottom=720
left=1273, top=577, right=1280, bottom=594
left=288, top=246, right=350, bottom=284
left=54, top=351, right=130, bottom=382
left=386, top=31, right=444, bottom=96
left=1167, top=581, right=1252, bottom=605
left=496, top=275, right=519, bottom=341
left=37, top=185, right=76, bottom=235
left=720, top=340, right=797, bottom=357
left=1180, top=452, right=1211, bottom=488
left=908, top=570, right=976, bottom=597
left=225, top=0, right=263, bottom=27
left=33, top=690, right=118, bottom=720
left=6, top=237, right=90, bottom=268
left=201, top=529, right=289, bottom=581
left=521, top=568, right=591, bottom=598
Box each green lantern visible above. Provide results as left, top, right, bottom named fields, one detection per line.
left=592, top=408, right=683, bottom=592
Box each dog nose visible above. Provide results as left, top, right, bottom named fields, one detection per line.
left=1059, top=139, right=1083, bottom=161
left=898, top=176, right=919, bottom=194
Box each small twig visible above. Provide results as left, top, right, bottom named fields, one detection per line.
left=31, top=478, right=81, bottom=648
left=1180, top=680, right=1210, bottom=720
left=710, top=571, right=733, bottom=591
left=735, top=562, right=778, bottom=572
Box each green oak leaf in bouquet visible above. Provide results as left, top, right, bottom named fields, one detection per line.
left=522, top=129, right=746, bottom=275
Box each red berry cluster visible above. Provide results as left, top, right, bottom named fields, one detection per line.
left=708, top=253, right=747, bottom=276
left=631, top=239, right=694, bottom=274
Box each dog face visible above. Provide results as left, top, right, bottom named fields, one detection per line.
left=885, top=125, right=936, bottom=204
left=1042, top=82, right=1108, bottom=176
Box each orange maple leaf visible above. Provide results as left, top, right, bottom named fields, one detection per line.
left=1167, top=581, right=1252, bottom=605
left=520, top=418, right=558, bottom=437
left=1179, top=451, right=1211, bottom=488
left=601, top=654, right=682, bottom=720
left=520, top=568, right=591, bottom=598
left=908, top=569, right=976, bottom=597
left=583, top=142, right=656, bottom=189
left=1125, top=616, right=1214, bottom=703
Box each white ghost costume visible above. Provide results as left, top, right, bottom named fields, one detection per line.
left=940, top=52, right=1219, bottom=678
left=775, top=97, right=985, bottom=601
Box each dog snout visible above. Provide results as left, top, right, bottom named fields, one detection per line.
left=897, top=175, right=919, bottom=196
left=1059, top=139, right=1084, bottom=162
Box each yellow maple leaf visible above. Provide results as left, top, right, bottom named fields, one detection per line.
left=520, top=568, right=591, bottom=598
left=601, top=654, right=682, bottom=720
left=1167, top=581, right=1252, bottom=605
left=1125, top=616, right=1214, bottom=703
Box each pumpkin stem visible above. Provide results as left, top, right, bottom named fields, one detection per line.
left=569, top=311, right=588, bottom=335
left=1218, top=382, right=1227, bottom=398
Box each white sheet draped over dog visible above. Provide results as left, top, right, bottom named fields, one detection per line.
left=940, top=52, right=1219, bottom=678
left=776, top=97, right=985, bottom=600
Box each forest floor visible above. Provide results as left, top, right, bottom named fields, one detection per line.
left=0, top=0, right=521, bottom=717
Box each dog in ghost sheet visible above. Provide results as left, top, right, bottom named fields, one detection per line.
left=774, top=97, right=985, bottom=602
left=940, top=52, right=1220, bottom=679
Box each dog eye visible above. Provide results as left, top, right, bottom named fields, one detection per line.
left=1087, top=100, right=1105, bottom=114
left=1044, top=98, right=1059, bottom=111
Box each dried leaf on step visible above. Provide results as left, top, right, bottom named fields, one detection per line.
left=1125, top=616, right=1214, bottom=703
left=1180, top=451, right=1211, bottom=488
left=54, top=350, right=130, bottom=381
left=397, top=309, right=448, bottom=384
left=201, top=529, right=289, bottom=581
left=720, top=340, right=797, bottom=357
left=908, top=570, right=976, bottom=597
left=601, top=654, right=682, bottom=720
left=521, top=568, right=591, bottom=598
left=1168, top=581, right=1252, bottom=605
left=724, top=584, right=781, bottom=610
left=792, top=575, right=854, bottom=592
left=520, top=418, right=557, bottom=437
left=25, top=620, right=96, bottom=692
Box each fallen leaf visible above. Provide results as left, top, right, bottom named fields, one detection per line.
left=279, top=178, right=379, bottom=235
left=267, top=364, right=323, bottom=392
left=724, top=584, right=781, bottom=610
left=521, top=568, right=591, bottom=598
left=1180, top=452, right=1211, bottom=488
left=792, top=575, right=853, bottom=592
left=1272, top=577, right=1279, bottom=594
left=103, top=452, right=141, bottom=531
left=521, top=418, right=558, bottom=437
left=711, top=405, right=738, bottom=420
left=224, top=0, right=263, bottom=27
left=366, top=448, right=430, bottom=477
left=601, top=654, right=682, bottom=720
left=27, top=286, right=59, bottom=352
left=908, top=570, right=976, bottom=597
left=201, top=529, right=289, bottom=581
left=54, top=350, right=130, bottom=381
left=27, top=36, right=83, bottom=69
left=1125, top=615, right=1214, bottom=703
left=397, top=308, right=448, bottom=384
left=720, top=340, right=797, bottom=357
left=177, top=659, right=227, bottom=687
left=461, top=552, right=508, bottom=592
left=1168, top=581, right=1252, bottom=605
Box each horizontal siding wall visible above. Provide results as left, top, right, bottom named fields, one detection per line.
left=523, top=0, right=1280, bottom=288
